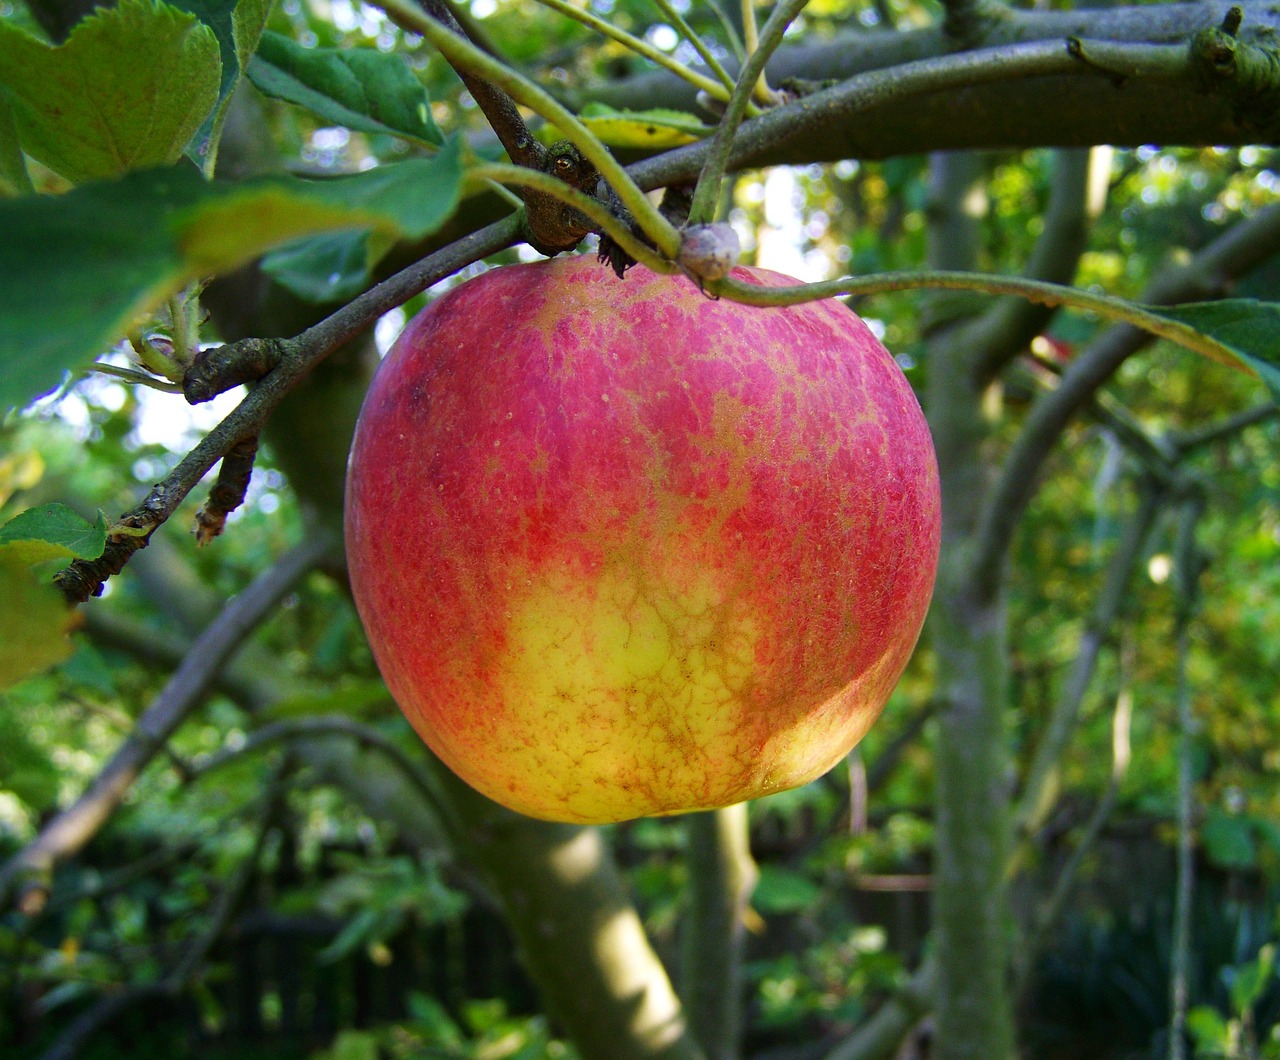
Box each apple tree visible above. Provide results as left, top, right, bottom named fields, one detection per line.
left=1, top=0, right=1279, bottom=1057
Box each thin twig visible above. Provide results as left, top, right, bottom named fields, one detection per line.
left=687, top=0, right=809, bottom=224
left=188, top=714, right=465, bottom=849
left=650, top=0, right=739, bottom=95
left=708, top=0, right=745, bottom=61
left=194, top=434, right=259, bottom=546
left=37, top=764, right=289, bottom=1060
left=1168, top=401, right=1279, bottom=453
left=56, top=218, right=520, bottom=600
left=740, top=0, right=764, bottom=97
left=966, top=199, right=1280, bottom=604
left=1010, top=479, right=1161, bottom=848
left=2, top=533, right=335, bottom=911
left=824, top=957, right=938, bottom=1060
left=533, top=0, right=739, bottom=104
left=1014, top=647, right=1133, bottom=997
left=1169, top=490, right=1206, bottom=1060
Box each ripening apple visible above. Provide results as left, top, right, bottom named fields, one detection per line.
left=344, top=255, right=940, bottom=824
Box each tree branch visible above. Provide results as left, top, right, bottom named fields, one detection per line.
left=57, top=217, right=520, bottom=601
left=189, top=714, right=465, bottom=849
left=1, top=533, right=335, bottom=911
left=681, top=805, right=757, bottom=1060
left=966, top=199, right=1280, bottom=603
left=591, top=2, right=1275, bottom=158
left=630, top=36, right=1189, bottom=192
left=1014, top=654, right=1133, bottom=997
left=969, top=148, right=1099, bottom=385
left=421, top=765, right=708, bottom=1060
left=37, top=764, right=289, bottom=1060
left=1010, top=479, right=1161, bottom=846
left=823, top=957, right=938, bottom=1060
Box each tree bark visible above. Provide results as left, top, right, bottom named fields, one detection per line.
left=923, top=151, right=1016, bottom=1060
left=591, top=2, right=1278, bottom=160
left=681, top=805, right=757, bottom=1060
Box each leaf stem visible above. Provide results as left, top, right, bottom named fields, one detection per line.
left=738, top=0, right=776, bottom=103
left=483, top=177, right=527, bottom=210
left=532, top=0, right=742, bottom=106
left=88, top=362, right=184, bottom=393
left=708, top=269, right=1260, bottom=369
left=709, top=0, right=746, bottom=61
left=741, top=0, right=759, bottom=62
left=374, top=0, right=681, bottom=258
left=687, top=0, right=808, bottom=224
left=466, top=163, right=676, bottom=273
left=650, top=0, right=739, bottom=96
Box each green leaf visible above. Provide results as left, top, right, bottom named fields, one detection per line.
left=752, top=866, right=822, bottom=915
left=0, top=701, right=59, bottom=808
left=1229, top=944, right=1275, bottom=1015
left=171, top=0, right=272, bottom=172
left=576, top=102, right=713, bottom=148
left=317, top=906, right=386, bottom=964
left=1152, top=300, right=1280, bottom=405
left=327, top=1030, right=381, bottom=1060
left=1202, top=808, right=1257, bottom=870
left=0, top=504, right=108, bottom=563
left=406, top=992, right=466, bottom=1045
left=0, top=89, right=33, bottom=196
left=261, top=679, right=393, bottom=720
left=0, top=136, right=464, bottom=411
left=0, top=0, right=221, bottom=182
left=1186, top=1005, right=1230, bottom=1051
left=261, top=230, right=380, bottom=304
left=248, top=31, right=442, bottom=147
left=0, top=557, right=74, bottom=691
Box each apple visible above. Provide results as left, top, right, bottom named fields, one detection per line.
left=344, top=255, right=940, bottom=824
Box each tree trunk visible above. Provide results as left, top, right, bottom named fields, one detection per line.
left=923, top=151, right=1016, bottom=1060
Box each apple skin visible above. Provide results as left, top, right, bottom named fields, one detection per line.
left=345, top=255, right=940, bottom=824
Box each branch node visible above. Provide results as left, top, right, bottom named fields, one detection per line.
left=522, top=141, right=601, bottom=256
left=195, top=436, right=261, bottom=546
left=54, top=513, right=160, bottom=604
left=183, top=338, right=286, bottom=405
left=1190, top=20, right=1280, bottom=139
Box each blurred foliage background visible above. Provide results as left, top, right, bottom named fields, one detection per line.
left=2, top=0, right=1279, bottom=1056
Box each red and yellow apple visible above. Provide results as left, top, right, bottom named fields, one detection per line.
left=344, top=255, right=940, bottom=824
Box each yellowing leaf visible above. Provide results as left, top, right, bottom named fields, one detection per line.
left=0, top=556, right=75, bottom=691
left=577, top=104, right=713, bottom=149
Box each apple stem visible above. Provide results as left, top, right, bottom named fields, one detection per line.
left=466, top=163, right=677, bottom=275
